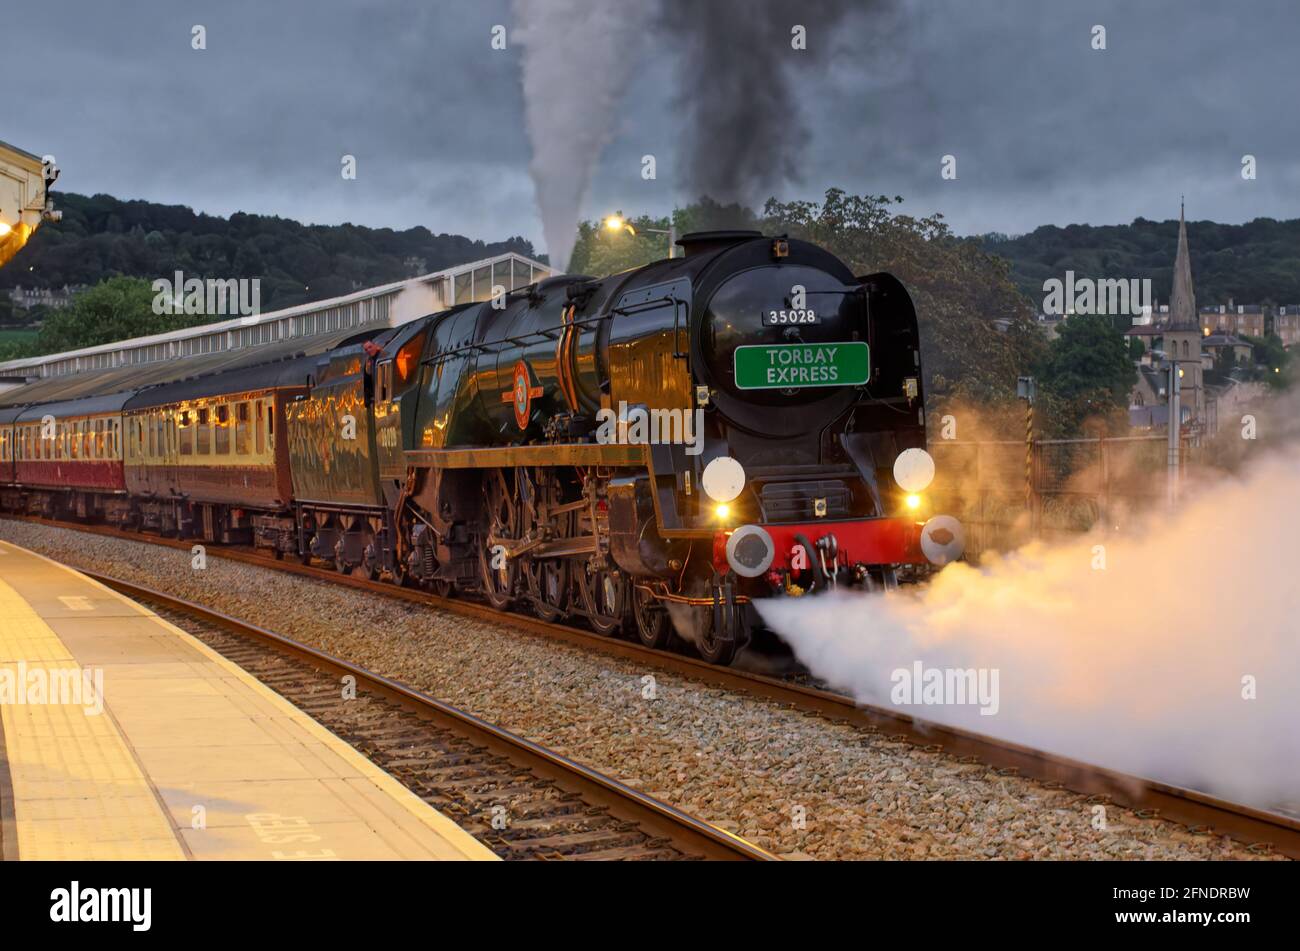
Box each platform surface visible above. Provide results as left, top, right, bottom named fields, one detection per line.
left=0, top=540, right=495, bottom=861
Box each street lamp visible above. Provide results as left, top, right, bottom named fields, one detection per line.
left=603, top=214, right=677, bottom=259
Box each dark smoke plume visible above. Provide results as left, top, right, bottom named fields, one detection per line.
left=659, top=0, right=885, bottom=205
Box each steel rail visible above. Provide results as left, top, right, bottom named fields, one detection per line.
left=83, top=569, right=774, bottom=862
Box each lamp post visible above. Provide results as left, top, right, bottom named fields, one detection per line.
left=1016, top=376, right=1036, bottom=536
left=1167, top=362, right=1181, bottom=508
left=603, top=215, right=677, bottom=259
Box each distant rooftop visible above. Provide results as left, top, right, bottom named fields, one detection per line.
left=0, top=252, right=549, bottom=382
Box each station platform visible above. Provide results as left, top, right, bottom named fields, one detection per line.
left=0, top=540, right=496, bottom=861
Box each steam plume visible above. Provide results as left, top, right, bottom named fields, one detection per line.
left=758, top=441, right=1300, bottom=814
left=513, top=0, right=653, bottom=272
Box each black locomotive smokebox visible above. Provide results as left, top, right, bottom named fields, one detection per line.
left=676, top=230, right=762, bottom=257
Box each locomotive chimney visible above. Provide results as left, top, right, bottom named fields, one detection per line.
left=676, top=230, right=763, bottom=257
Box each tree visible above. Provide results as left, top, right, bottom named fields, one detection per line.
left=981, top=215, right=1300, bottom=307
left=761, top=189, right=1045, bottom=411
left=1038, top=313, right=1137, bottom=433
left=568, top=213, right=669, bottom=276
left=35, top=276, right=196, bottom=354
left=1, top=191, right=541, bottom=311
left=1241, top=332, right=1290, bottom=388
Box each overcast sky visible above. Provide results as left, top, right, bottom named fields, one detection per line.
left=13, top=0, right=1300, bottom=255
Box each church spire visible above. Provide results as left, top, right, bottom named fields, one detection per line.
left=1168, top=200, right=1197, bottom=329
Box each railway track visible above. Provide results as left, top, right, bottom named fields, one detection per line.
left=87, top=571, right=772, bottom=861
left=8, top=514, right=1299, bottom=859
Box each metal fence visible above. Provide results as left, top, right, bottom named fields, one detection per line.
left=929, top=435, right=1183, bottom=554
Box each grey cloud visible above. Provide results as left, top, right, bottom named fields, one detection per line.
left=10, top=0, right=1300, bottom=257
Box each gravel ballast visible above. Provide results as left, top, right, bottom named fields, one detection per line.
left=0, top=519, right=1279, bottom=860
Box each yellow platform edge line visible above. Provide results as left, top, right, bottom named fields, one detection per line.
left=0, top=549, right=187, bottom=861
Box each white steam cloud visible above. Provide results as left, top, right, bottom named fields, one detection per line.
left=513, top=0, right=652, bottom=272
left=759, top=444, right=1300, bottom=814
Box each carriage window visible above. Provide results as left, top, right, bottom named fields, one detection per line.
left=215, top=404, right=230, bottom=455
left=255, top=400, right=265, bottom=454
left=196, top=408, right=210, bottom=455
left=267, top=403, right=275, bottom=441
left=236, top=402, right=250, bottom=455
left=70, top=422, right=79, bottom=460
left=179, top=410, right=193, bottom=456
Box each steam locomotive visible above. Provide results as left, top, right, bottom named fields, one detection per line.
left=0, top=231, right=963, bottom=665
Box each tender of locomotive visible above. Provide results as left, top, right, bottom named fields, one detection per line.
left=382, top=231, right=964, bottom=663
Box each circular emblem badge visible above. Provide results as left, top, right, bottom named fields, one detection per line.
left=511, top=360, right=532, bottom=430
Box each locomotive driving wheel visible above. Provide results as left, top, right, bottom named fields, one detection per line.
left=697, top=610, right=738, bottom=666
left=520, top=469, right=570, bottom=621
left=479, top=469, right=517, bottom=610
left=523, top=555, right=568, bottom=621
left=575, top=561, right=627, bottom=636
left=354, top=541, right=380, bottom=581
left=632, top=582, right=672, bottom=650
